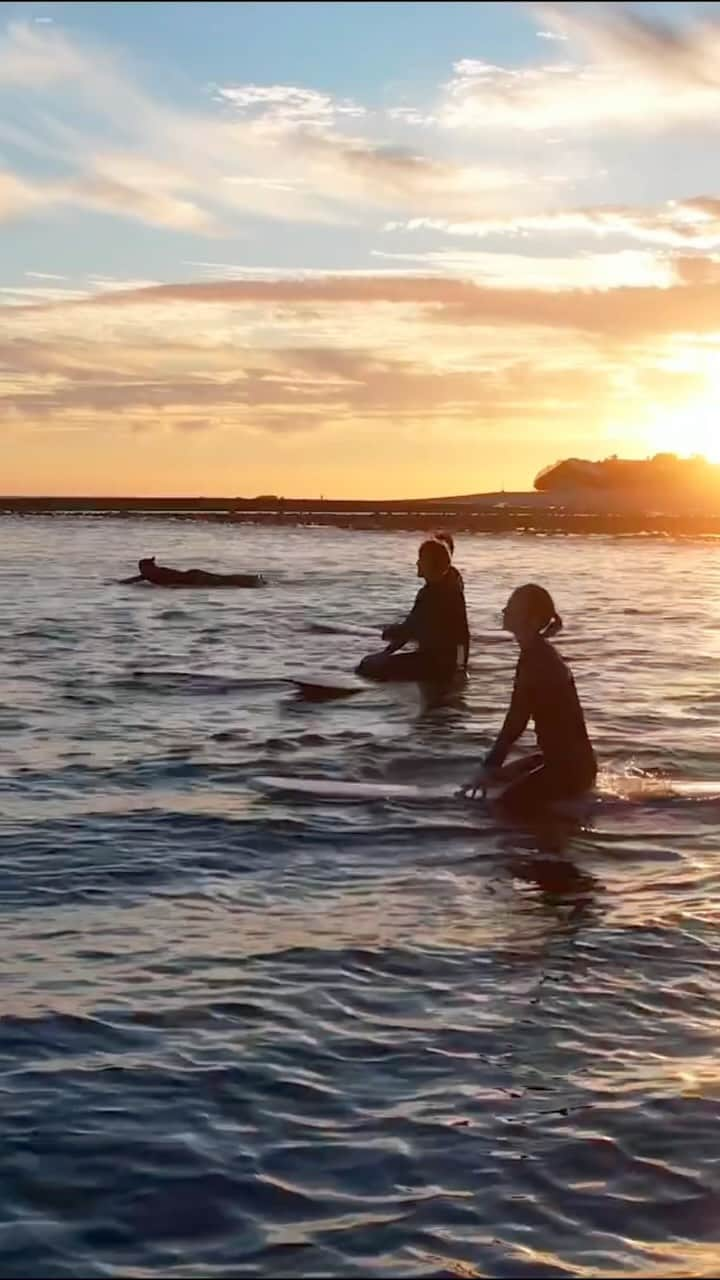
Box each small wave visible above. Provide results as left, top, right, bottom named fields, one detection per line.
left=599, top=770, right=720, bottom=803
left=13, top=624, right=78, bottom=642
left=0, top=716, right=26, bottom=731
left=4, top=519, right=720, bottom=1280
left=111, top=670, right=286, bottom=695
left=306, top=622, right=378, bottom=637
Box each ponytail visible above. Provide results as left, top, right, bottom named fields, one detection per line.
left=513, top=583, right=563, bottom=638
left=541, top=612, right=563, bottom=639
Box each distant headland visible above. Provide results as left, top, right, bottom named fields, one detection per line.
left=535, top=452, right=720, bottom=504
left=3, top=454, right=720, bottom=536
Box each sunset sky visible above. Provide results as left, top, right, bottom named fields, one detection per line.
left=3, top=0, right=720, bottom=497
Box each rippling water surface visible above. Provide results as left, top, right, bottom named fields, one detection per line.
left=2, top=517, right=720, bottom=1278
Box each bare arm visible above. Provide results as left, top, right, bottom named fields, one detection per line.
left=381, top=590, right=422, bottom=653
left=484, top=662, right=532, bottom=770
left=460, top=666, right=532, bottom=797
left=117, top=574, right=144, bottom=584
left=380, top=623, right=409, bottom=654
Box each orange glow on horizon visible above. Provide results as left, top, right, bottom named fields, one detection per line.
left=643, top=398, right=720, bottom=464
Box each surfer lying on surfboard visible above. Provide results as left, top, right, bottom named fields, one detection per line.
left=463, top=584, right=596, bottom=816
left=119, top=557, right=266, bottom=588
left=355, top=538, right=469, bottom=683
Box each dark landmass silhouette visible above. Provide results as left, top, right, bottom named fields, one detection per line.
left=3, top=454, right=720, bottom=534
left=536, top=452, right=720, bottom=501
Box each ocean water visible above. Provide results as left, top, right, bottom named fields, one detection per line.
left=2, top=517, right=720, bottom=1279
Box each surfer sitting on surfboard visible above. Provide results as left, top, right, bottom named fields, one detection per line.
left=119, top=557, right=265, bottom=588
left=464, top=584, right=596, bottom=815
left=356, top=538, right=469, bottom=683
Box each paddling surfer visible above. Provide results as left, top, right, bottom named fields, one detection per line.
left=119, top=557, right=265, bottom=587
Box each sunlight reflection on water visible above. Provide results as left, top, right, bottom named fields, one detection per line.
left=1, top=517, right=720, bottom=1277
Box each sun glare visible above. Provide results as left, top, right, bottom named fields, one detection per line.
left=645, top=399, right=720, bottom=464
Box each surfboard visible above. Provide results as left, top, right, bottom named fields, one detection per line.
left=252, top=774, right=720, bottom=803
left=253, top=776, right=466, bottom=801
left=285, top=675, right=366, bottom=701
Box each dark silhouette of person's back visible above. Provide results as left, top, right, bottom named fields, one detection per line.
left=119, top=556, right=265, bottom=588
left=434, top=531, right=469, bottom=667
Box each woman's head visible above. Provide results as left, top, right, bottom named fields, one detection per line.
left=502, top=583, right=563, bottom=641
left=417, top=538, right=451, bottom=581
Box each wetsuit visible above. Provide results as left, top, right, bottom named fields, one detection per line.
left=447, top=564, right=470, bottom=668
left=357, top=570, right=469, bottom=683
left=485, top=635, right=596, bottom=815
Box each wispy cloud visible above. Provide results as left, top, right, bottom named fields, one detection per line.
left=11, top=266, right=720, bottom=346
left=537, top=2, right=720, bottom=89
left=443, top=4, right=720, bottom=132
left=4, top=248, right=715, bottom=479
left=215, top=83, right=364, bottom=126
left=5, top=3, right=720, bottom=495
left=0, top=164, right=218, bottom=232
left=1, top=325, right=678, bottom=439
left=0, top=19, right=533, bottom=236
left=388, top=197, right=720, bottom=251
left=0, top=284, right=87, bottom=302
left=0, top=171, right=46, bottom=219
left=385, top=106, right=437, bottom=127
left=372, top=247, right=673, bottom=291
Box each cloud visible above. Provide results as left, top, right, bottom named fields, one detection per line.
left=8, top=274, right=497, bottom=310
left=3, top=324, right=708, bottom=476
left=443, top=4, right=720, bottom=132
left=385, top=106, right=437, bottom=127
left=8, top=7, right=720, bottom=488
left=372, top=247, right=673, bottom=291
left=181, top=261, right=440, bottom=282
left=0, top=331, right=641, bottom=433
left=0, top=17, right=90, bottom=87
left=0, top=285, right=87, bottom=302
left=214, top=84, right=497, bottom=220
left=215, top=83, right=364, bottom=126
left=0, top=171, right=45, bottom=219
left=283, top=127, right=524, bottom=214
left=2, top=5, right=719, bottom=250
left=0, top=164, right=218, bottom=232
left=537, top=2, right=720, bottom=89
left=10, top=266, right=720, bottom=350
left=72, top=173, right=218, bottom=231
left=0, top=19, right=534, bottom=236
left=389, top=196, right=720, bottom=251
left=4, top=261, right=715, bottom=469
left=671, top=255, right=720, bottom=287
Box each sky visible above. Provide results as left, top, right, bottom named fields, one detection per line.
left=3, top=0, right=720, bottom=497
